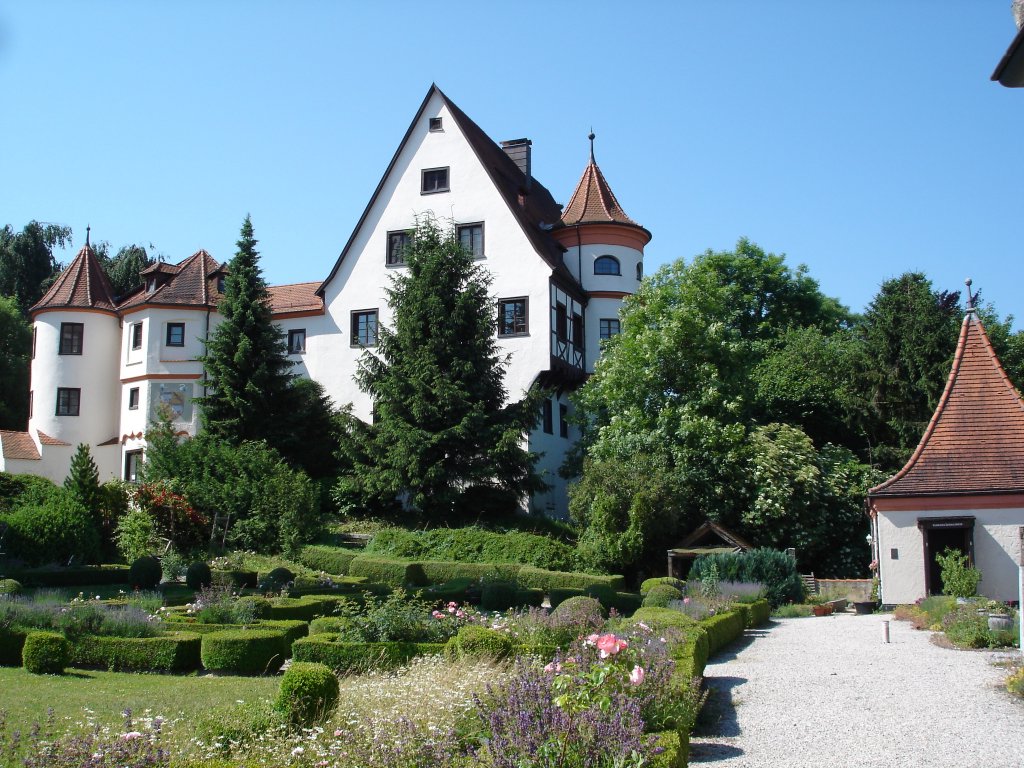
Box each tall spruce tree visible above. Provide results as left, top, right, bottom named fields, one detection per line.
left=196, top=216, right=296, bottom=448
left=64, top=443, right=102, bottom=516
left=346, top=217, right=544, bottom=520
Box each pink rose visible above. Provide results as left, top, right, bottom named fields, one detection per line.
left=584, top=633, right=600, bottom=647
left=596, top=633, right=628, bottom=658
left=543, top=661, right=563, bottom=673
left=629, top=665, right=645, bottom=686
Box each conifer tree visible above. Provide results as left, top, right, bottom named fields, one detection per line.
left=347, top=217, right=544, bottom=520
left=64, top=442, right=101, bottom=515
left=196, top=215, right=296, bottom=448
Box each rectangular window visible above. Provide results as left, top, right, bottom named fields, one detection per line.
left=498, top=298, right=528, bottom=336
left=599, top=318, right=621, bottom=340
left=31, top=327, right=36, bottom=359
left=56, top=387, right=80, bottom=416
left=131, top=322, right=143, bottom=350
left=457, top=223, right=484, bottom=258
left=28, top=391, right=32, bottom=419
left=571, top=313, right=583, bottom=348
left=166, top=322, right=185, bottom=347
left=128, top=387, right=140, bottom=410
left=288, top=328, right=306, bottom=354
left=124, top=450, right=143, bottom=483
left=429, top=117, right=443, bottom=131
left=542, top=399, right=553, bottom=435
left=387, top=230, right=413, bottom=266
left=59, top=322, right=84, bottom=355
left=421, top=167, right=449, bottom=194
left=559, top=404, right=569, bottom=439
left=351, top=309, right=379, bottom=347
left=555, top=302, right=568, bottom=342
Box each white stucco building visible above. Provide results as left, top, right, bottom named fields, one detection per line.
left=868, top=309, right=1024, bottom=604
left=0, top=85, right=651, bottom=517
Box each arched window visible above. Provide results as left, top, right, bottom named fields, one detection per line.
left=594, top=255, right=620, bottom=275
left=636, top=262, right=643, bottom=280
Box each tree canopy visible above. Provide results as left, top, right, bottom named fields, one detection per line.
left=337, top=217, right=544, bottom=521
left=0, top=221, right=71, bottom=313
left=0, top=296, right=31, bottom=430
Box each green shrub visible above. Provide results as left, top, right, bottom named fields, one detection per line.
left=129, top=555, right=163, bottom=590
left=516, top=588, right=545, bottom=609
left=265, top=596, right=341, bottom=622
left=628, top=607, right=709, bottom=675
left=258, top=619, right=309, bottom=648
left=211, top=569, right=259, bottom=589
left=259, top=567, right=295, bottom=592
left=418, top=560, right=522, bottom=585
left=186, top=561, right=213, bottom=590
left=0, top=579, right=22, bottom=596
left=297, top=545, right=360, bottom=576
left=552, top=595, right=606, bottom=622
left=480, top=581, right=519, bottom=611
left=348, top=556, right=427, bottom=586
left=366, top=527, right=577, bottom=571
left=235, top=596, right=273, bottom=621
left=275, top=662, right=340, bottom=727
left=2, top=491, right=101, bottom=566
left=773, top=603, right=813, bottom=618
left=642, top=584, right=684, bottom=608
left=548, top=588, right=585, bottom=609
left=744, top=599, right=771, bottom=627
left=689, top=549, right=803, bottom=607
left=71, top=632, right=202, bottom=672
left=309, top=617, right=352, bottom=635
left=446, top=624, right=515, bottom=661
left=517, top=566, right=624, bottom=592
left=0, top=628, right=27, bottom=666
left=639, top=577, right=686, bottom=595
left=115, top=507, right=158, bottom=563
left=650, top=729, right=687, bottom=768
left=200, top=629, right=289, bottom=675
left=703, top=610, right=746, bottom=655
left=291, top=637, right=443, bottom=673
left=22, top=631, right=72, bottom=674
left=581, top=584, right=643, bottom=616
left=1007, top=667, right=1024, bottom=698
left=0, top=472, right=60, bottom=513
left=935, top=549, right=982, bottom=599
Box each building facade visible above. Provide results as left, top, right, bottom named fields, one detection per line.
left=0, top=85, right=651, bottom=517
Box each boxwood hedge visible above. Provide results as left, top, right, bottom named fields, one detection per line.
left=23, top=631, right=71, bottom=675
left=200, top=629, right=288, bottom=675
left=275, top=661, right=340, bottom=728
left=291, top=637, right=444, bottom=673
left=2, top=566, right=130, bottom=588
left=0, top=628, right=27, bottom=666
left=366, top=527, right=577, bottom=571
left=517, top=566, right=624, bottom=592
left=297, top=546, right=361, bottom=576
left=348, top=557, right=427, bottom=586
left=71, top=632, right=202, bottom=672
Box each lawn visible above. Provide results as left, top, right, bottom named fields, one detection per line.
left=0, top=666, right=279, bottom=739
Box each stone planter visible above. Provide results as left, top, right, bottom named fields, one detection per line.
left=812, top=604, right=833, bottom=617
left=853, top=601, right=877, bottom=615
left=988, top=614, right=1013, bottom=632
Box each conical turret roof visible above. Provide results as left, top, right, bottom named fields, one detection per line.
left=869, top=312, right=1024, bottom=497
left=31, top=242, right=117, bottom=315
left=561, top=157, right=641, bottom=228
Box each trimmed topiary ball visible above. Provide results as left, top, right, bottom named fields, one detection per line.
left=186, top=561, right=213, bottom=590
left=447, top=625, right=515, bottom=661
left=22, top=631, right=72, bottom=675
left=642, top=583, right=684, bottom=608
left=0, top=579, right=22, bottom=596
left=639, top=576, right=686, bottom=595
left=259, top=567, right=295, bottom=593
left=275, top=661, right=340, bottom=727
left=130, top=555, right=163, bottom=590
left=552, top=595, right=606, bottom=622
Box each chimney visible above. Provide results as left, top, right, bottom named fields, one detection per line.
left=501, top=138, right=532, bottom=189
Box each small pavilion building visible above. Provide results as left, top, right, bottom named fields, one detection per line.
left=868, top=307, right=1024, bottom=604
left=666, top=520, right=753, bottom=580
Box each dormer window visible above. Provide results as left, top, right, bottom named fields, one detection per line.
left=147, top=278, right=157, bottom=294
left=421, top=167, right=449, bottom=194
left=594, top=256, right=621, bottom=276
left=217, top=275, right=226, bottom=293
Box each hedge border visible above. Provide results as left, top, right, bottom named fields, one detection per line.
left=71, top=632, right=202, bottom=672
left=291, top=637, right=444, bottom=673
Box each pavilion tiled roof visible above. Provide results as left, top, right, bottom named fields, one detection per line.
left=0, top=431, right=40, bottom=461
left=37, top=430, right=70, bottom=446
left=30, top=243, right=117, bottom=315
left=869, top=312, right=1024, bottom=497
left=560, top=152, right=645, bottom=230
left=268, top=282, right=323, bottom=315
left=119, top=250, right=224, bottom=310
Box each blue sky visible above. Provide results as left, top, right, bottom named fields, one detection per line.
left=2, top=2, right=1022, bottom=326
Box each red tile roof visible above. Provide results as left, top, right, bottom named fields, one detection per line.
left=268, top=282, right=323, bottom=315
left=869, top=313, right=1024, bottom=497
left=0, top=431, right=40, bottom=460
left=119, top=250, right=224, bottom=310
left=560, top=155, right=645, bottom=231
left=31, top=244, right=117, bottom=315
left=37, top=430, right=70, bottom=446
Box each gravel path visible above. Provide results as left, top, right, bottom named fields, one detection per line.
left=692, top=613, right=1023, bottom=767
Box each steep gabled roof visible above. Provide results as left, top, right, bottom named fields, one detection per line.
left=870, top=312, right=1024, bottom=497
left=31, top=243, right=117, bottom=315
left=318, top=84, right=579, bottom=296
left=118, top=250, right=223, bottom=310
left=268, top=282, right=323, bottom=315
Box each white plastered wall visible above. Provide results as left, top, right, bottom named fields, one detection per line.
left=876, top=505, right=1024, bottom=604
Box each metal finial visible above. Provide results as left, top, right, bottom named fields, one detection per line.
left=965, top=277, right=975, bottom=312
left=588, top=129, right=595, bottom=161
left=85, top=225, right=91, bottom=248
